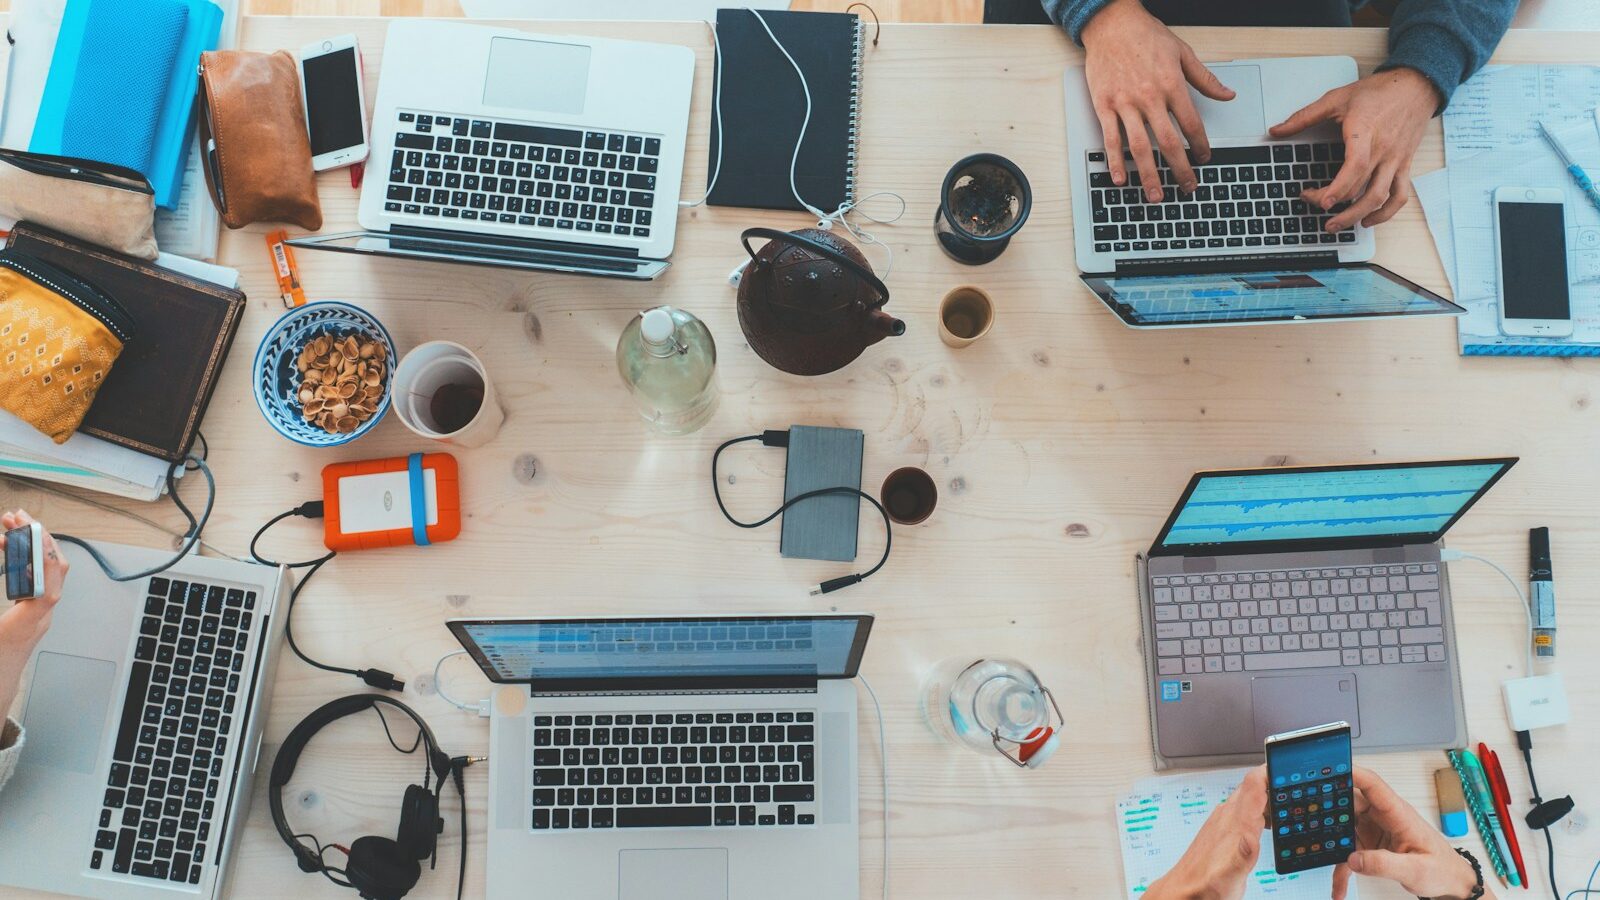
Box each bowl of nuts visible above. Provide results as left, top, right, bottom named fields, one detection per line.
left=252, top=301, right=396, bottom=446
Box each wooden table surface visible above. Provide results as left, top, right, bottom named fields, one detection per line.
left=5, top=16, right=1599, bottom=900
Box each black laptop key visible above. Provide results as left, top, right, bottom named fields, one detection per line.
left=395, top=132, right=433, bottom=150
left=113, top=662, right=152, bottom=762
left=773, top=784, right=814, bottom=803
left=618, top=806, right=712, bottom=828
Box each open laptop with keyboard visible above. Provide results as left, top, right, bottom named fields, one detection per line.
left=449, top=614, right=872, bottom=900
left=0, top=542, right=289, bottom=899
left=1137, top=459, right=1517, bottom=769
left=1063, top=56, right=1465, bottom=328
left=288, top=20, right=693, bottom=280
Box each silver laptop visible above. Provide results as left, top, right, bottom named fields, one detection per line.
left=1063, top=56, right=1465, bottom=328
left=288, top=20, right=694, bottom=280
left=0, top=540, right=289, bottom=899
left=1136, top=459, right=1517, bottom=769
left=448, top=614, right=872, bottom=900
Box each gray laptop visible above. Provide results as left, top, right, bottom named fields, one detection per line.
left=1136, top=458, right=1517, bottom=769
left=0, top=541, right=289, bottom=900
left=448, top=614, right=872, bottom=900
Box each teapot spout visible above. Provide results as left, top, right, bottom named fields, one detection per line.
left=867, top=310, right=906, bottom=339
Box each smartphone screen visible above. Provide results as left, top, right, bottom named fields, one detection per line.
left=1498, top=201, right=1571, bottom=321
left=1267, top=723, right=1355, bottom=874
left=4, top=525, right=36, bottom=601
left=302, top=47, right=365, bottom=157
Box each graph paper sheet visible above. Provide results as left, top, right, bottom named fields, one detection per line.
left=1116, top=767, right=1356, bottom=899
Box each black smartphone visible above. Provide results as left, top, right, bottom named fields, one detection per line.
left=4, top=522, right=44, bottom=601
left=1265, top=721, right=1355, bottom=874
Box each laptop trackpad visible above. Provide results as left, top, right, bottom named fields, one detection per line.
left=619, top=848, right=728, bottom=899
left=484, top=37, right=590, bottom=116
left=20, top=652, right=115, bottom=774
left=1189, top=64, right=1266, bottom=138
left=1250, top=673, right=1359, bottom=743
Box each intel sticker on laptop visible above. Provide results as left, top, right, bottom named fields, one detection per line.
left=1160, top=681, right=1182, bottom=703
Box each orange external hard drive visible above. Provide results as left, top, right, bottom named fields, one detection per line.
left=322, top=453, right=461, bottom=551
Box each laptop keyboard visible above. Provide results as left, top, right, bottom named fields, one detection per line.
left=386, top=110, right=660, bottom=238
left=1152, top=564, right=1446, bottom=676
left=532, top=711, right=818, bottom=831
left=1087, top=144, right=1356, bottom=255
left=90, top=577, right=257, bottom=884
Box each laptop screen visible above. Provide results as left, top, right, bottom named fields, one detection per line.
left=1151, top=459, right=1516, bottom=555
left=1081, top=264, right=1462, bottom=327
left=448, top=615, right=873, bottom=686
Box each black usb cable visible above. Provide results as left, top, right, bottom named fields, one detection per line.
left=251, top=502, right=404, bottom=692
left=712, top=430, right=892, bottom=595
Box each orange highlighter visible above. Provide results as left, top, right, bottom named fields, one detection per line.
left=1479, top=742, right=1529, bottom=888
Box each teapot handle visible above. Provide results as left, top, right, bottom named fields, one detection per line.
left=740, top=227, right=890, bottom=309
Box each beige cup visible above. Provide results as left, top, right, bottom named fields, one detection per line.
left=392, top=341, right=504, bottom=448
left=938, top=285, right=995, bottom=348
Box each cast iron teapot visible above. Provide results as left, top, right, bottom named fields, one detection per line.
left=736, top=227, right=905, bottom=376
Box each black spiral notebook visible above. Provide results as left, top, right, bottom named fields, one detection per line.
left=707, top=9, right=863, bottom=213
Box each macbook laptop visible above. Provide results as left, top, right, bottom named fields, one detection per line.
left=288, top=20, right=694, bottom=280
left=0, top=541, right=289, bottom=899
left=1135, top=458, right=1517, bottom=769
left=448, top=614, right=872, bottom=900
left=1063, top=56, right=1465, bottom=327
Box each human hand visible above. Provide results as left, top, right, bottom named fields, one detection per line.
left=0, top=510, right=69, bottom=652
left=1081, top=0, right=1235, bottom=202
left=1268, top=67, right=1440, bottom=232
left=1331, top=767, right=1495, bottom=900
left=1146, top=766, right=1268, bottom=900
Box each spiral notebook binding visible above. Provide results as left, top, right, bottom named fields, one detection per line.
left=844, top=16, right=863, bottom=207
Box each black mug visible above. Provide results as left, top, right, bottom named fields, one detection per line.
left=935, top=153, right=1032, bottom=265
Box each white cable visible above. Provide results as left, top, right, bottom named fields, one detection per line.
left=433, top=649, right=489, bottom=713
left=857, top=672, right=889, bottom=900
left=1443, top=549, right=1534, bottom=677
left=679, top=19, right=726, bottom=208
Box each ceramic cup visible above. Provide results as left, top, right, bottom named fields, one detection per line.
left=392, top=341, right=504, bottom=448
left=938, top=285, right=995, bottom=348
left=881, top=467, right=938, bottom=525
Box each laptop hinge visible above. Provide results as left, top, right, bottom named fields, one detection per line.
left=390, top=224, right=642, bottom=260
left=1112, top=250, right=1341, bottom=277
left=525, top=675, right=820, bottom=696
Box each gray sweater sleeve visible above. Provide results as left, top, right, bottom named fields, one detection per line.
left=1039, top=0, right=1115, bottom=43
left=0, top=718, right=22, bottom=795
left=1378, top=0, right=1517, bottom=107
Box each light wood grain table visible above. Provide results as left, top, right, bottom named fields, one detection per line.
left=5, top=17, right=1599, bottom=900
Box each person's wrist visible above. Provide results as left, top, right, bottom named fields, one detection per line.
left=1428, top=847, right=1485, bottom=900
left=1081, top=0, right=1148, bottom=47
left=1384, top=66, right=1444, bottom=115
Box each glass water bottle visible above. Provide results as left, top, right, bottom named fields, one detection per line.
left=616, top=306, right=719, bottom=435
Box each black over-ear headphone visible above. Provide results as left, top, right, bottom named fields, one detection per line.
left=269, top=695, right=459, bottom=900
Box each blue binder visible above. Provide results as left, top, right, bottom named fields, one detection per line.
left=30, top=0, right=222, bottom=210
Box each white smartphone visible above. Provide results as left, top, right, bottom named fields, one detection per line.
left=298, top=34, right=369, bottom=172
left=1493, top=186, right=1573, bottom=338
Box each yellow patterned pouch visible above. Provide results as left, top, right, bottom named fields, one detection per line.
left=0, top=250, right=134, bottom=443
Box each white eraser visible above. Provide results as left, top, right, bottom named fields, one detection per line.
left=1503, top=673, right=1570, bottom=731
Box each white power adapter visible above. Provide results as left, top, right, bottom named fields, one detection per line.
left=1503, top=672, right=1570, bottom=731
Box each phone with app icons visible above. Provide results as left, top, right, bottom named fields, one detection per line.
left=4, top=522, right=44, bottom=601
left=1265, top=721, right=1355, bottom=874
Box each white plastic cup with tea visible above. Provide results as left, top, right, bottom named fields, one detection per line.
left=392, top=341, right=503, bottom=447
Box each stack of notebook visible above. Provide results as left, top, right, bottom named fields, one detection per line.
left=0, top=224, right=245, bottom=499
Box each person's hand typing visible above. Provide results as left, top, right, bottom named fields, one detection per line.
left=1081, top=0, right=1235, bottom=202
left=0, top=510, right=69, bottom=653
left=1145, top=766, right=1268, bottom=900
left=1332, top=767, right=1496, bottom=900
left=1268, top=68, right=1439, bottom=233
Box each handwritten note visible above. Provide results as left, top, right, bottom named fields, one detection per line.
left=1117, top=768, right=1353, bottom=900
left=1444, top=65, right=1600, bottom=163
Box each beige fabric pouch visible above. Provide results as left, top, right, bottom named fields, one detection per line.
left=0, top=148, right=159, bottom=260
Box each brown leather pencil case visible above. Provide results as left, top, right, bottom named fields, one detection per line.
left=197, top=50, right=322, bottom=231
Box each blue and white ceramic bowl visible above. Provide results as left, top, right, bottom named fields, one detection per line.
left=252, top=301, right=396, bottom=447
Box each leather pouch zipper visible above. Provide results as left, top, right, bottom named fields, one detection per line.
left=0, top=148, right=154, bottom=195
left=0, top=250, right=137, bottom=344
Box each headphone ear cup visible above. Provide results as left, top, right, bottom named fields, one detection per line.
left=344, top=836, right=421, bottom=900
left=396, top=784, right=439, bottom=861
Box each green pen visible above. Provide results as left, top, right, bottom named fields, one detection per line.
left=1460, top=749, right=1522, bottom=888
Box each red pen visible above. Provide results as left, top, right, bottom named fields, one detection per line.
left=1480, top=742, right=1529, bottom=889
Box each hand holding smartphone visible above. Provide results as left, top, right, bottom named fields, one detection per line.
left=299, top=34, right=369, bottom=172
left=4, top=522, right=45, bottom=601
left=1265, top=721, right=1355, bottom=874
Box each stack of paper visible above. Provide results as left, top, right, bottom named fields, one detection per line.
left=1413, top=65, right=1600, bottom=356
left=0, top=251, right=237, bottom=501
left=1117, top=767, right=1353, bottom=900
